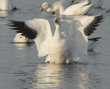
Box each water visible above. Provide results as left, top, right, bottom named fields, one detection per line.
left=0, top=0, right=110, bottom=89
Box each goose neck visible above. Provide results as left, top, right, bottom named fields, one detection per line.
left=47, top=5, right=52, bottom=11
left=58, top=5, right=64, bottom=15
left=54, top=25, right=61, bottom=40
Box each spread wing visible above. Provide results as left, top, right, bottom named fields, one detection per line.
left=8, top=19, right=52, bottom=57
left=9, top=20, right=37, bottom=39
left=84, top=15, right=103, bottom=36
left=67, top=20, right=88, bottom=59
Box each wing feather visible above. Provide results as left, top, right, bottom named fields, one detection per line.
left=8, top=20, right=37, bottom=39
left=8, top=19, right=52, bottom=57
left=88, top=37, right=102, bottom=51
left=88, top=37, right=102, bottom=42
left=84, top=15, right=103, bottom=36
left=26, top=19, right=53, bottom=57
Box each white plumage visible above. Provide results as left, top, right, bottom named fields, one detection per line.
left=14, top=33, right=28, bottom=43
left=52, top=0, right=94, bottom=15
left=9, top=15, right=103, bottom=64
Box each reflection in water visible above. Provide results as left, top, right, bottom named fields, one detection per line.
left=11, top=42, right=34, bottom=50
left=0, top=11, right=13, bottom=26
left=13, top=62, right=102, bottom=89
left=33, top=64, right=66, bottom=89
left=0, top=11, right=12, bottom=17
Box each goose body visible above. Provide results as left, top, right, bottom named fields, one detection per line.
left=52, top=0, right=94, bottom=15
left=0, top=0, right=17, bottom=11
left=8, top=15, right=103, bottom=64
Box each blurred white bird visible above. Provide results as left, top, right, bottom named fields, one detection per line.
left=8, top=15, right=103, bottom=64
left=52, top=0, right=94, bottom=15
left=40, top=0, right=74, bottom=12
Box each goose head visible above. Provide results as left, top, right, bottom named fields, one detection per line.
left=40, top=2, right=50, bottom=11
left=14, top=33, right=28, bottom=42
left=54, top=17, right=61, bottom=26
left=52, top=5, right=63, bottom=15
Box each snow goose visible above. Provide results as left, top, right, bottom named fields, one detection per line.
left=8, top=15, right=103, bottom=64
left=14, top=33, right=28, bottom=42
left=52, top=0, right=93, bottom=15
left=40, top=0, right=74, bottom=12
left=52, top=0, right=94, bottom=15
left=0, top=0, right=17, bottom=11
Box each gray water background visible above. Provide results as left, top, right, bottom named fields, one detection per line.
left=0, top=0, right=110, bottom=89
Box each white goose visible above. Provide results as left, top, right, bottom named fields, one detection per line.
left=40, top=0, right=74, bottom=12
left=52, top=0, right=94, bottom=15
left=14, top=33, right=28, bottom=42
left=8, top=15, right=103, bottom=64
left=0, top=0, right=17, bottom=11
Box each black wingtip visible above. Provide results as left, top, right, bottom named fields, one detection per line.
left=84, top=15, right=103, bottom=36
left=88, top=37, right=102, bottom=42
left=8, top=20, right=37, bottom=39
